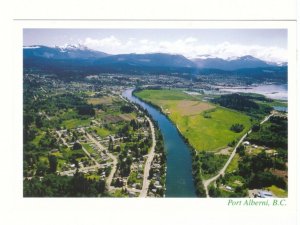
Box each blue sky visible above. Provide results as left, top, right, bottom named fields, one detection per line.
left=23, top=29, right=287, bottom=62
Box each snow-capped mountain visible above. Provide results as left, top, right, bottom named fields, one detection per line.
left=23, top=45, right=109, bottom=59
left=23, top=45, right=287, bottom=77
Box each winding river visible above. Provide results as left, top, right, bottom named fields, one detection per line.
left=122, top=89, right=196, bottom=197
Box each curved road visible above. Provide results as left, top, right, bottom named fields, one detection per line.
left=139, top=116, right=156, bottom=197
left=120, top=94, right=158, bottom=197
left=203, top=113, right=273, bottom=197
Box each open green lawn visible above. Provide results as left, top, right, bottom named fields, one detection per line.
left=135, top=89, right=196, bottom=101
left=87, top=96, right=113, bottom=105
left=93, top=127, right=112, bottom=138
left=224, top=174, right=245, bottom=188
left=255, top=99, right=287, bottom=108
left=110, top=189, right=128, bottom=197
left=82, top=143, right=95, bottom=154
left=175, top=108, right=251, bottom=151
left=226, top=154, right=240, bottom=173
left=136, top=89, right=252, bottom=151
left=57, top=159, right=67, bottom=171
left=31, top=131, right=45, bottom=145
left=127, top=171, right=142, bottom=186
left=85, top=174, right=100, bottom=181
left=267, top=185, right=288, bottom=198
left=62, top=118, right=91, bottom=129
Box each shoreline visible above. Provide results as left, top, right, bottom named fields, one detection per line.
left=132, top=90, right=206, bottom=197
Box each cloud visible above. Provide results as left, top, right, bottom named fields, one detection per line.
left=83, top=36, right=122, bottom=51
left=80, top=36, right=287, bottom=63
left=193, top=42, right=288, bottom=63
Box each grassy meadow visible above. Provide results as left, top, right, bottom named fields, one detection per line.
left=135, top=89, right=252, bottom=151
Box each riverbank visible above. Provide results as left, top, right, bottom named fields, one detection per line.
left=121, top=93, right=166, bottom=197
left=124, top=89, right=196, bottom=197
left=132, top=90, right=205, bottom=196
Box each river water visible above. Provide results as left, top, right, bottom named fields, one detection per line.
left=122, top=89, right=196, bottom=197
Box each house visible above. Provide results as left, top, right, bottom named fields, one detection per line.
left=225, top=186, right=233, bottom=191
left=243, top=141, right=250, bottom=146
left=155, top=185, right=163, bottom=189
left=258, top=190, right=273, bottom=198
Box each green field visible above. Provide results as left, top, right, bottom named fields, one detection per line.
left=62, top=118, right=91, bottom=129
left=82, top=143, right=95, bottom=154
left=31, top=131, right=45, bottom=145
left=135, top=89, right=252, bottom=151
left=135, top=89, right=196, bottom=101
left=226, top=154, right=240, bottom=173
left=267, top=185, right=288, bottom=198
left=93, top=127, right=112, bottom=138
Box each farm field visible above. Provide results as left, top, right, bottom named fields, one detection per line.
left=135, top=89, right=252, bottom=151
left=87, top=96, right=114, bottom=105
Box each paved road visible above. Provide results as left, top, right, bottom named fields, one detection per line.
left=84, top=130, right=118, bottom=191
left=203, top=113, right=273, bottom=197
left=81, top=143, right=100, bottom=166
left=59, top=164, right=106, bottom=176
left=56, top=130, right=69, bottom=147
left=120, top=94, right=157, bottom=197
left=203, top=132, right=248, bottom=197
left=57, top=129, right=99, bottom=166
left=139, top=116, right=156, bottom=197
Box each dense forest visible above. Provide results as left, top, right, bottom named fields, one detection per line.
left=247, top=116, right=288, bottom=150
left=212, top=93, right=273, bottom=118
left=24, top=172, right=106, bottom=197
left=236, top=116, right=287, bottom=192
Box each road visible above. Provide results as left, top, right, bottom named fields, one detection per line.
left=260, top=113, right=273, bottom=124
left=56, top=130, right=69, bottom=147
left=59, top=164, right=107, bottom=176
left=120, top=94, right=157, bottom=197
left=84, top=130, right=118, bottom=191
left=203, top=113, right=273, bottom=197
left=81, top=143, right=100, bottom=166
left=57, top=129, right=99, bottom=166
left=139, top=116, right=156, bottom=197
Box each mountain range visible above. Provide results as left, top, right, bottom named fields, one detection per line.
left=23, top=45, right=287, bottom=76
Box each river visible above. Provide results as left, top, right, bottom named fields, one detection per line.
left=122, top=89, right=196, bottom=197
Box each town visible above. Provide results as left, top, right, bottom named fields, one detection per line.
left=23, top=74, right=166, bottom=197
left=23, top=72, right=287, bottom=198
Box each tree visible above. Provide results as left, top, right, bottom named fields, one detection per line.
left=36, top=160, right=48, bottom=176
left=209, top=185, right=221, bottom=197
left=48, top=154, right=57, bottom=173
left=97, top=179, right=106, bottom=193
left=230, top=123, right=245, bottom=133
left=77, top=105, right=95, bottom=116
left=108, top=136, right=114, bottom=151
left=72, top=142, right=82, bottom=150
left=212, top=94, right=259, bottom=112
left=236, top=145, right=245, bottom=156
left=115, top=145, right=121, bottom=152
left=35, top=116, right=43, bottom=128
left=252, top=123, right=260, bottom=132
left=120, top=105, right=134, bottom=113
left=130, top=119, right=139, bottom=130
